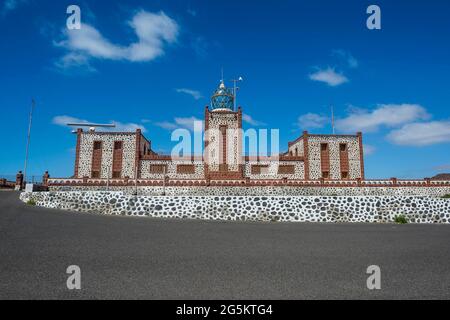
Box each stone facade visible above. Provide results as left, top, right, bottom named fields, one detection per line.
left=76, top=131, right=143, bottom=179
left=20, top=191, right=450, bottom=224
left=288, top=133, right=363, bottom=180
left=205, top=108, right=242, bottom=175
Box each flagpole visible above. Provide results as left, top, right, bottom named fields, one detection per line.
left=24, top=99, right=35, bottom=187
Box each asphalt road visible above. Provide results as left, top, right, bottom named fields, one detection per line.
left=0, top=191, right=449, bottom=299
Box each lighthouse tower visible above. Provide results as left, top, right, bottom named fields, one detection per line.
left=204, top=80, right=243, bottom=180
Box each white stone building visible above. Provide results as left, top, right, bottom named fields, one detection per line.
left=71, top=81, right=364, bottom=183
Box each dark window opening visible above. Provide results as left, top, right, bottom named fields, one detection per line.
left=251, top=165, right=269, bottom=175
left=322, top=171, right=329, bottom=179
left=93, top=141, right=102, bottom=150
left=114, top=141, right=123, bottom=150
left=341, top=171, right=349, bottom=179
left=321, top=143, right=328, bottom=151
left=278, top=165, right=295, bottom=174
left=91, top=171, right=100, bottom=178
left=177, top=164, right=195, bottom=174
left=150, top=165, right=167, bottom=174
left=112, top=171, right=121, bottom=178
left=340, top=144, right=347, bottom=152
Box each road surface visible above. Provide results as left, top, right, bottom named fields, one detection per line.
left=0, top=191, right=449, bottom=299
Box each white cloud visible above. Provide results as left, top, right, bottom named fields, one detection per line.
left=175, top=117, right=203, bottom=131
left=112, top=121, right=147, bottom=133
left=297, top=113, right=329, bottom=129
left=4, top=0, right=19, bottom=11
left=191, top=36, right=208, bottom=58
left=295, top=102, right=448, bottom=148
left=386, top=120, right=450, bottom=146
left=52, top=115, right=89, bottom=126
left=433, top=164, right=450, bottom=171
left=335, top=104, right=430, bottom=133
left=157, top=114, right=263, bottom=131
left=55, top=10, right=179, bottom=70
left=187, top=8, right=197, bottom=17
left=2, top=0, right=27, bottom=15
left=332, top=49, right=358, bottom=68
left=242, top=114, right=265, bottom=126
left=175, top=88, right=203, bottom=100
left=155, top=116, right=203, bottom=132
left=56, top=24, right=126, bottom=60
left=127, top=10, right=178, bottom=61
left=154, top=121, right=178, bottom=130
left=309, top=67, right=348, bottom=86
left=52, top=115, right=147, bottom=133
left=348, top=56, right=358, bottom=68
left=363, top=144, right=376, bottom=155
left=53, top=52, right=97, bottom=74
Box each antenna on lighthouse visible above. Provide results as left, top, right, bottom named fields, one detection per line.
left=231, top=76, right=244, bottom=111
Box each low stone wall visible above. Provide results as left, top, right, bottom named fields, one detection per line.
left=20, top=191, right=450, bottom=224
left=47, top=185, right=450, bottom=197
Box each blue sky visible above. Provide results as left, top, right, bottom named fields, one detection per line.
left=0, top=0, right=449, bottom=179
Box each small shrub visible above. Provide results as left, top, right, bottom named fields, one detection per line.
left=270, top=216, right=280, bottom=222
left=442, top=194, right=450, bottom=199
left=26, top=199, right=36, bottom=206
left=393, top=214, right=408, bottom=224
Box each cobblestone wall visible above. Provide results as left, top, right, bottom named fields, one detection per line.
left=20, top=191, right=450, bottom=224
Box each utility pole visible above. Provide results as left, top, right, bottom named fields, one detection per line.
left=24, top=99, right=35, bottom=187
